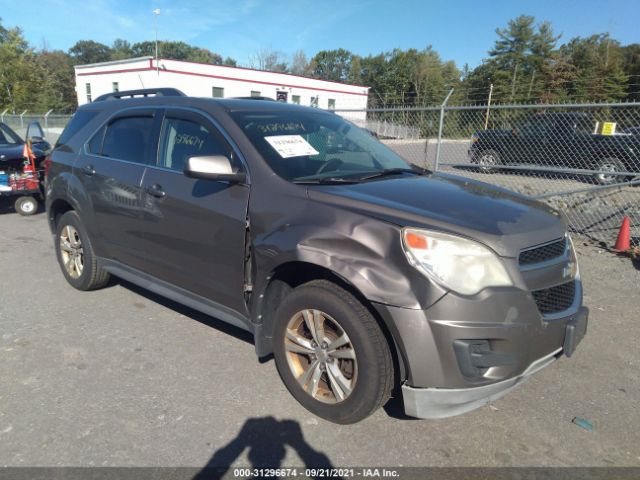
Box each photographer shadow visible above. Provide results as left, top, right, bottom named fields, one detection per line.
left=193, top=416, right=337, bottom=480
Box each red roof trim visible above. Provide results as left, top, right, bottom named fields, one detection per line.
left=157, top=57, right=370, bottom=89
left=76, top=66, right=369, bottom=97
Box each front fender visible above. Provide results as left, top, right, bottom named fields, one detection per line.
left=252, top=217, right=446, bottom=314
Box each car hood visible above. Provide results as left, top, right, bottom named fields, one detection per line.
left=306, top=173, right=567, bottom=257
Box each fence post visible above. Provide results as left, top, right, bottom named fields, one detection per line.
left=434, top=89, right=454, bottom=172
left=44, top=109, right=53, bottom=138
left=19, top=110, right=27, bottom=129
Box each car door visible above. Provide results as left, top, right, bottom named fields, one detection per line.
left=139, top=108, right=250, bottom=316
left=76, top=108, right=161, bottom=271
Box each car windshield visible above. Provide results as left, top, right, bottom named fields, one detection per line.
left=0, top=124, right=22, bottom=146
left=230, top=109, right=413, bottom=183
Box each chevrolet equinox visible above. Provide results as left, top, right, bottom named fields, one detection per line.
left=46, top=88, right=588, bottom=424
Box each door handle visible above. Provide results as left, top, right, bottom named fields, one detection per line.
left=82, top=165, right=95, bottom=176
left=146, top=183, right=166, bottom=198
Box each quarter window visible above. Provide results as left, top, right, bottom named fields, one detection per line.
left=56, top=110, right=99, bottom=149
left=87, top=125, right=106, bottom=154
left=158, top=117, right=230, bottom=172
left=101, top=116, right=154, bottom=164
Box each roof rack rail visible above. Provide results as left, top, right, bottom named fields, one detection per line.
left=231, top=96, right=276, bottom=101
left=93, top=88, right=186, bottom=102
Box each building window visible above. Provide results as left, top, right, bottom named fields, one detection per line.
left=85, top=83, right=92, bottom=103
left=251, top=90, right=261, bottom=98
left=212, top=87, right=224, bottom=98
left=292, top=95, right=301, bottom=105
left=310, top=96, right=319, bottom=108
left=328, top=99, right=336, bottom=110
left=112, top=82, right=119, bottom=92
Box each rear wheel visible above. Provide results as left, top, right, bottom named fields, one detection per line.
left=475, top=149, right=501, bottom=173
left=273, top=280, right=393, bottom=424
left=14, top=196, right=38, bottom=216
left=594, top=157, right=626, bottom=185
left=55, top=211, right=110, bottom=291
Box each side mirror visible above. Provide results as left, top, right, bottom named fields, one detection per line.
left=29, top=136, right=45, bottom=143
left=184, top=155, right=246, bottom=183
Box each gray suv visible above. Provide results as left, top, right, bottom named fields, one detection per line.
left=46, top=88, right=588, bottom=424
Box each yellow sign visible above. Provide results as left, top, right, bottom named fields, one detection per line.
left=601, top=122, right=617, bottom=135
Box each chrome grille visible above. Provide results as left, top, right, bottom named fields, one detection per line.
left=519, top=237, right=567, bottom=266
left=532, top=281, right=576, bottom=315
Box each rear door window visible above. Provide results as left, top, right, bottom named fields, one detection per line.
left=100, top=116, right=154, bottom=164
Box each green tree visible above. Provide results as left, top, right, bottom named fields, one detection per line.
left=309, top=48, right=353, bottom=82
left=68, top=40, right=112, bottom=65
left=222, top=56, right=237, bottom=67
left=559, top=34, right=628, bottom=101
left=110, top=39, right=132, bottom=60
left=34, top=50, right=76, bottom=112
left=621, top=44, right=640, bottom=100
left=130, top=40, right=225, bottom=65
left=0, top=20, right=40, bottom=112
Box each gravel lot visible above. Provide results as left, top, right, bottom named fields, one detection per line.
left=1, top=202, right=639, bottom=469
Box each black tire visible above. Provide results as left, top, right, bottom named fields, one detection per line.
left=594, top=157, right=626, bottom=185
left=14, top=196, right=38, bottom=216
left=273, top=280, right=393, bottom=424
left=54, top=210, right=110, bottom=291
left=474, top=149, right=501, bottom=173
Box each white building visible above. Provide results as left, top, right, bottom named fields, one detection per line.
left=74, top=57, right=369, bottom=115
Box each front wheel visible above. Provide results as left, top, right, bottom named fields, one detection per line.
left=273, top=280, right=393, bottom=424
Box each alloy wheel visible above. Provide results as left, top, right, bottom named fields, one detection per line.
left=596, top=163, right=620, bottom=184
left=284, top=309, right=357, bottom=404
left=478, top=153, right=497, bottom=170
left=59, top=225, right=84, bottom=279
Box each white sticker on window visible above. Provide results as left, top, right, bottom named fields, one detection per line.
left=264, top=135, right=319, bottom=158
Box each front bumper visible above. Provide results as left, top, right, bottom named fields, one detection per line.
left=372, top=290, right=588, bottom=419
left=402, top=346, right=562, bottom=419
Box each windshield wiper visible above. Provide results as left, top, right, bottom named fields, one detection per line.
left=293, top=177, right=360, bottom=185
left=356, top=167, right=425, bottom=182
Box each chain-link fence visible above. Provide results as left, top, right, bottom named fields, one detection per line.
left=1, top=112, right=71, bottom=145
left=336, top=99, right=640, bottom=246
left=4, top=100, right=640, bottom=246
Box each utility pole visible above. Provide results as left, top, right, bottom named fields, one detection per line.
left=510, top=62, right=519, bottom=102
left=527, top=70, right=536, bottom=101
left=153, top=9, right=161, bottom=75
left=484, top=83, right=494, bottom=130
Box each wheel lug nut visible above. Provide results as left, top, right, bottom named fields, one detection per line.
left=321, top=342, right=328, bottom=349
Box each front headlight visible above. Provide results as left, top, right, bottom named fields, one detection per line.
left=402, top=228, right=513, bottom=295
left=565, top=233, right=579, bottom=280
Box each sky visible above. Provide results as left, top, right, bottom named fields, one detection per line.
left=0, top=0, right=637, bottom=68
